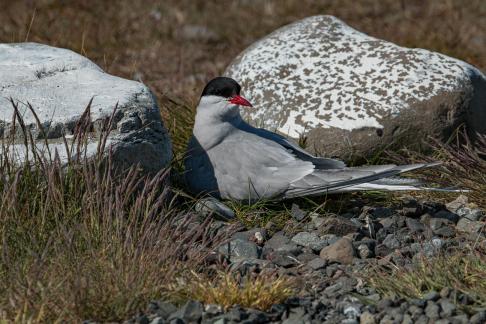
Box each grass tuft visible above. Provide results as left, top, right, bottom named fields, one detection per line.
left=366, top=250, right=486, bottom=311
left=168, top=271, right=295, bottom=311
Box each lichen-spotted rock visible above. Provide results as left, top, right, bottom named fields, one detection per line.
left=225, top=15, right=486, bottom=160
left=0, top=42, right=171, bottom=172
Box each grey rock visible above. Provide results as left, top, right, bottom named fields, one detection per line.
left=424, top=291, right=440, bottom=301
left=149, top=317, right=164, bottom=324
left=429, top=218, right=451, bottom=231
left=204, top=304, right=223, bottom=316
left=445, top=195, right=469, bottom=213
left=376, top=298, right=392, bottom=311
left=342, top=303, right=361, bottom=319
left=290, top=203, right=307, bottom=221
left=456, top=207, right=483, bottom=221
left=439, top=298, right=456, bottom=317
left=359, top=311, right=376, bottom=324
left=435, top=320, right=452, bottom=324
left=424, top=301, right=440, bottom=319
left=370, top=207, right=394, bottom=219
left=408, top=304, right=423, bottom=317
left=291, top=231, right=327, bottom=252
left=265, top=232, right=290, bottom=250
left=440, top=287, right=451, bottom=298
left=406, top=218, right=426, bottom=232
left=169, top=300, right=203, bottom=322
left=135, top=315, right=150, bottom=324
left=297, top=251, right=318, bottom=263
left=195, top=197, right=235, bottom=221
left=451, top=314, right=469, bottom=324
left=233, top=228, right=268, bottom=242
left=415, top=315, right=430, bottom=324
left=383, top=234, right=401, bottom=250
left=433, top=226, right=455, bottom=237
left=169, top=319, right=185, bottom=324
left=225, top=15, right=486, bottom=161
left=401, top=314, right=413, bottom=324
left=149, top=301, right=178, bottom=319
left=320, top=237, right=355, bottom=264
left=318, top=216, right=361, bottom=236
left=310, top=213, right=325, bottom=228
left=456, top=218, right=484, bottom=234
left=434, top=210, right=460, bottom=223
left=357, top=243, right=374, bottom=259
left=307, top=257, right=327, bottom=270
left=411, top=238, right=444, bottom=257
left=267, top=250, right=299, bottom=267
left=275, top=243, right=302, bottom=255
left=470, top=311, right=486, bottom=324
left=218, top=239, right=261, bottom=262
left=0, top=43, right=171, bottom=172
left=230, top=258, right=273, bottom=276
left=321, top=234, right=340, bottom=245
left=211, top=318, right=228, bottom=324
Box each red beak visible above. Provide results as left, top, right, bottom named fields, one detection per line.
left=229, top=95, right=253, bottom=107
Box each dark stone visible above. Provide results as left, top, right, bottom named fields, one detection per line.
left=406, top=218, right=426, bottom=232
left=135, top=315, right=149, bottom=324
left=291, top=231, right=327, bottom=252
left=452, top=314, right=470, bottom=324
left=440, top=287, right=451, bottom=298
left=439, top=298, right=456, bottom=317
left=267, top=250, right=299, bottom=267
left=424, top=301, right=440, bottom=319
left=318, top=216, right=361, bottom=236
left=218, top=239, right=261, bottom=262
left=383, top=234, right=401, bottom=250
left=297, top=252, right=319, bottom=263
left=169, top=300, right=203, bottom=322
left=226, top=306, right=248, bottom=321
left=245, top=310, right=270, bottom=323
left=433, top=226, right=455, bottom=237
left=377, top=298, right=393, bottom=311
left=424, top=291, right=440, bottom=301
left=433, top=210, right=460, bottom=223
left=429, top=218, right=452, bottom=231
left=470, top=311, right=486, bottom=324
left=149, top=301, right=178, bottom=319
left=410, top=298, right=426, bottom=308
left=233, top=228, right=268, bottom=242
left=265, top=232, right=290, bottom=250
left=308, top=257, right=327, bottom=270
left=370, top=207, right=394, bottom=219
left=291, top=203, right=307, bottom=221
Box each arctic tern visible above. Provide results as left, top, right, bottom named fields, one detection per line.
left=184, top=77, right=439, bottom=202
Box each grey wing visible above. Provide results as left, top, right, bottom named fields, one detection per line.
left=208, top=131, right=315, bottom=201
left=237, top=122, right=346, bottom=169
left=285, top=163, right=439, bottom=199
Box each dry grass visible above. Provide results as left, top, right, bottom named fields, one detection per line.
left=431, top=133, right=486, bottom=208
left=168, top=271, right=295, bottom=311
left=366, top=250, right=486, bottom=311
left=0, top=105, right=224, bottom=322
left=385, top=130, right=486, bottom=208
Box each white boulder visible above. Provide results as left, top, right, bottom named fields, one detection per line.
left=225, top=16, right=486, bottom=160
left=0, top=42, right=171, bottom=172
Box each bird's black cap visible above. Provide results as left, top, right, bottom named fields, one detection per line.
left=201, top=77, right=241, bottom=98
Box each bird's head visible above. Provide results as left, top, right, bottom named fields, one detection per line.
left=197, top=77, right=252, bottom=120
